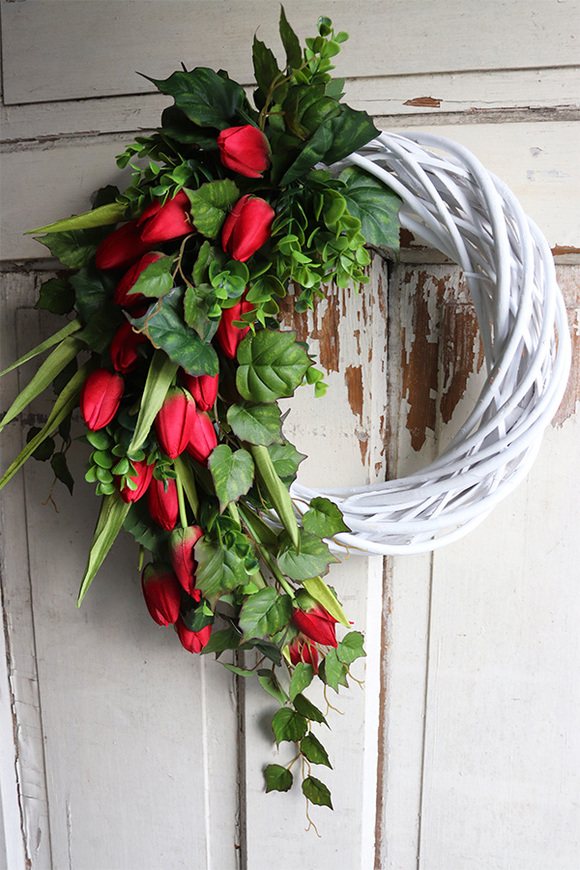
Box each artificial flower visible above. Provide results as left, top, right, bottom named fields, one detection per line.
left=147, top=477, right=179, bottom=531
left=221, top=194, right=274, bottom=262
left=155, top=388, right=198, bottom=459
left=114, top=252, right=164, bottom=308
left=185, top=410, right=217, bottom=465
left=137, top=190, right=192, bottom=244
left=292, top=593, right=338, bottom=648
left=79, top=369, right=124, bottom=431
left=217, top=124, right=270, bottom=178
left=109, top=319, right=147, bottom=372
left=180, top=372, right=219, bottom=411
left=94, top=220, right=150, bottom=271
left=117, top=458, right=154, bottom=504
left=142, top=564, right=182, bottom=626
left=169, top=525, right=203, bottom=595
left=215, top=297, right=253, bottom=359
left=176, top=619, right=211, bottom=654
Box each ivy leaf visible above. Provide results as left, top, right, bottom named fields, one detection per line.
left=227, top=402, right=283, bottom=446
left=201, top=625, right=242, bottom=657
left=236, top=329, right=312, bottom=403
left=239, top=587, right=292, bottom=641
left=258, top=669, right=289, bottom=705
left=77, top=300, right=123, bottom=353
left=70, top=265, right=117, bottom=322
left=318, top=648, right=349, bottom=692
left=300, top=733, right=332, bottom=768
left=293, top=693, right=328, bottom=725
left=35, top=226, right=110, bottom=269
left=194, top=536, right=249, bottom=607
left=129, top=288, right=219, bottom=376
left=302, top=496, right=350, bottom=538
left=336, top=631, right=366, bottom=666
left=340, top=166, right=401, bottom=252
left=223, top=663, right=254, bottom=677
left=277, top=530, right=338, bottom=581
left=289, top=663, right=314, bottom=701
left=183, top=283, right=220, bottom=342
left=272, top=707, right=308, bottom=744
left=147, top=68, right=249, bottom=129
left=129, top=255, right=175, bottom=299
left=264, top=764, right=293, bottom=794
left=187, top=179, right=239, bottom=238
left=302, top=775, right=333, bottom=809
left=160, top=105, right=219, bottom=150
left=35, top=278, right=75, bottom=315
left=267, top=442, right=306, bottom=484
left=208, top=444, right=254, bottom=512
left=50, top=451, right=74, bottom=495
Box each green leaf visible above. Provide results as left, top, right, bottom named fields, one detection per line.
left=251, top=444, right=299, bottom=550
left=222, top=663, right=255, bottom=678
left=300, top=733, right=332, bottom=768
left=70, top=265, right=117, bottom=323
left=236, top=329, right=312, bottom=403
left=147, top=68, right=248, bottom=129
left=77, top=492, right=131, bottom=605
left=258, top=669, right=289, bottom=705
left=336, top=630, right=366, bottom=665
left=267, top=442, right=306, bottom=484
left=318, top=648, right=348, bottom=692
left=264, top=763, right=293, bottom=793
left=173, top=454, right=200, bottom=517
left=289, top=662, right=314, bottom=701
left=279, top=6, right=302, bottom=69
left=201, top=625, right=242, bottom=657
left=129, top=255, right=175, bottom=299
left=183, top=283, right=220, bottom=342
left=194, top=536, right=249, bottom=607
left=187, top=180, right=239, bottom=238
left=303, top=575, right=350, bottom=627
left=227, top=402, right=282, bottom=446
left=302, top=775, right=333, bottom=809
left=239, top=587, right=292, bottom=641
left=253, top=35, right=281, bottom=97
left=302, top=496, right=350, bottom=538
left=208, top=445, right=254, bottom=512
left=0, top=319, right=82, bottom=379
left=272, top=707, right=308, bottom=744
left=29, top=201, right=126, bottom=234
left=35, top=228, right=105, bottom=269
left=293, top=693, right=327, bottom=725
left=340, top=166, right=401, bottom=252
left=129, top=289, right=219, bottom=377
left=277, top=530, right=338, bottom=581
left=127, top=350, right=178, bottom=454
left=76, top=300, right=123, bottom=353
left=123, top=498, right=171, bottom=556
left=50, top=451, right=74, bottom=495
left=35, top=278, right=75, bottom=315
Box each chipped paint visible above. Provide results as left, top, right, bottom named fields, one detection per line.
left=552, top=245, right=580, bottom=256
left=403, top=96, right=441, bottom=108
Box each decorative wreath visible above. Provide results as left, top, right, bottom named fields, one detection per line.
left=0, top=9, right=570, bottom=816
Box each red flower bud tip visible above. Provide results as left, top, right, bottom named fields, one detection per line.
left=110, top=319, right=147, bottom=373
left=169, top=525, right=203, bottom=595
left=80, top=368, right=124, bottom=431
left=95, top=220, right=151, bottom=271
left=117, top=458, right=154, bottom=504
left=288, top=636, right=319, bottom=674
left=217, top=125, right=270, bottom=178
left=292, top=600, right=338, bottom=648
left=221, top=195, right=274, bottom=263
left=114, top=252, right=164, bottom=308
left=147, top=477, right=179, bottom=531
left=155, top=387, right=198, bottom=459
left=142, top=564, right=182, bottom=626
left=180, top=371, right=219, bottom=411
left=216, top=297, right=254, bottom=359
left=176, top=619, right=211, bottom=654
left=137, top=190, right=192, bottom=244
left=185, top=409, right=217, bottom=465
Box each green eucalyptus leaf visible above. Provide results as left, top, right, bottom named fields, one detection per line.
left=227, top=402, right=282, bottom=446
left=208, top=445, right=254, bottom=513
left=302, top=775, right=333, bottom=809
left=264, top=763, right=293, bottom=794
left=272, top=707, right=308, bottom=744
left=236, top=329, right=311, bottom=403
left=277, top=530, right=338, bottom=581
left=187, top=180, right=239, bottom=238
left=300, top=733, right=332, bottom=768
left=340, top=166, right=401, bottom=252
left=239, top=587, right=292, bottom=641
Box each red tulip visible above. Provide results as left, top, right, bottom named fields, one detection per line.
left=110, top=319, right=147, bottom=372
left=147, top=477, right=179, bottom=531
left=176, top=619, right=211, bottom=654
left=217, top=125, right=270, bottom=178
left=288, top=636, right=319, bottom=674
left=291, top=593, right=338, bottom=648
left=142, top=564, right=182, bottom=626
left=137, top=190, right=192, bottom=244
left=114, top=252, right=164, bottom=308
left=215, top=297, right=253, bottom=359
left=154, top=388, right=198, bottom=459
left=169, top=525, right=203, bottom=595
left=185, top=410, right=217, bottom=465
left=180, top=372, right=219, bottom=411
left=95, top=220, right=151, bottom=271
left=221, top=195, right=274, bottom=262
left=117, top=457, right=154, bottom=503
left=80, top=369, right=124, bottom=431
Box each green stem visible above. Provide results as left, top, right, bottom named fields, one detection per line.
left=173, top=455, right=200, bottom=518
left=175, top=474, right=188, bottom=529
left=257, top=541, right=295, bottom=599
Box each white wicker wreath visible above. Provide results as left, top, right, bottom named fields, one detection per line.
left=292, top=131, right=572, bottom=555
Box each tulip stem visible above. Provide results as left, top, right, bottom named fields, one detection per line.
left=257, top=543, right=295, bottom=599
left=175, top=474, right=188, bottom=529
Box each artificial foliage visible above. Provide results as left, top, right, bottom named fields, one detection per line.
left=0, top=9, right=400, bottom=812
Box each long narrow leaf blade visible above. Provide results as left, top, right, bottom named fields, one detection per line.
left=0, top=318, right=82, bottom=378
left=77, top=492, right=131, bottom=605
left=303, top=576, right=350, bottom=627
left=27, top=201, right=126, bottom=234
left=127, top=349, right=178, bottom=453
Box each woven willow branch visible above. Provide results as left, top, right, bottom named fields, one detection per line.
left=291, top=132, right=571, bottom=555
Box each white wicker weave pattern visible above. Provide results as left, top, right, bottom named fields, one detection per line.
left=291, top=132, right=571, bottom=555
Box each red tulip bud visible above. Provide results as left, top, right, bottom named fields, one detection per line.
left=142, top=563, right=182, bottom=626
left=169, top=525, right=203, bottom=595
left=176, top=619, right=211, bottom=654
left=215, top=297, right=254, bottom=359
left=288, top=635, right=319, bottom=674
left=185, top=410, right=217, bottom=465
left=117, top=457, right=154, bottom=504
left=217, top=125, right=270, bottom=178
left=155, top=388, right=198, bottom=459
left=221, top=195, right=274, bottom=262
left=110, top=319, right=147, bottom=373
left=80, top=368, right=124, bottom=431
left=137, top=190, right=192, bottom=244
left=95, top=220, right=151, bottom=271
left=291, top=592, right=338, bottom=648
left=180, top=372, right=219, bottom=411
left=114, top=252, right=164, bottom=308
left=147, top=477, right=179, bottom=531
